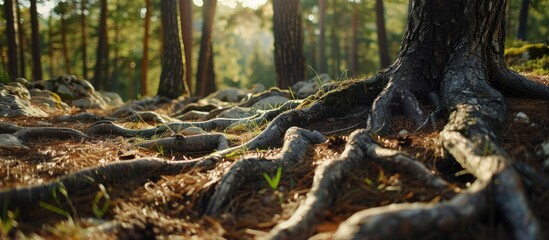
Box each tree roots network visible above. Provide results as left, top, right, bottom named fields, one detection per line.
left=1, top=70, right=549, bottom=239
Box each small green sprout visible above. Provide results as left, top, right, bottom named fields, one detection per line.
left=263, top=167, right=283, bottom=190
left=92, top=184, right=111, bottom=218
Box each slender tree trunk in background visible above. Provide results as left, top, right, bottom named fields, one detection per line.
left=517, top=0, right=529, bottom=40
left=15, top=0, right=26, bottom=78
left=4, top=0, right=18, bottom=81
left=350, top=6, right=358, bottom=75
left=112, top=0, right=121, bottom=90
left=141, top=0, right=151, bottom=97
left=180, top=0, right=193, bottom=96
left=30, top=0, right=43, bottom=81
left=207, top=44, right=216, bottom=94
left=318, top=0, right=326, bottom=74
left=93, top=0, right=109, bottom=90
left=308, top=25, right=317, bottom=73
left=60, top=12, right=71, bottom=74
left=48, top=10, right=55, bottom=78
left=330, top=0, right=339, bottom=77
left=157, top=0, right=187, bottom=99
left=272, top=0, right=305, bottom=89
left=195, top=0, right=217, bottom=97
left=80, top=0, right=88, bottom=79
left=375, top=0, right=391, bottom=68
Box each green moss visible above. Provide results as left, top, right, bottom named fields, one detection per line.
left=504, top=43, right=549, bottom=60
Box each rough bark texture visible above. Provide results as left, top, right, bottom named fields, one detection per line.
left=30, top=0, right=43, bottom=81
left=273, top=0, right=305, bottom=89
left=157, top=0, right=187, bottom=99
left=141, top=0, right=151, bottom=97
left=195, top=0, right=217, bottom=97
left=375, top=0, right=391, bottom=68
left=4, top=0, right=19, bottom=81
left=93, top=0, right=109, bottom=90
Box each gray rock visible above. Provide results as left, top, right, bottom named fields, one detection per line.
left=217, top=107, right=254, bottom=119
left=56, top=84, right=75, bottom=99
left=98, top=91, right=124, bottom=107
left=0, top=84, right=48, bottom=117
left=179, top=127, right=207, bottom=136
left=251, top=96, right=289, bottom=110
left=514, top=112, right=530, bottom=123
left=207, top=88, right=248, bottom=103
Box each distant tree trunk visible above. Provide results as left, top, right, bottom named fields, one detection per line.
left=375, top=0, right=390, bottom=68
left=272, top=0, right=305, bottom=89
left=307, top=25, right=317, bottom=74
left=517, top=0, right=529, bottom=40
left=48, top=9, right=55, bottom=78
left=111, top=0, right=121, bottom=91
left=80, top=0, right=88, bottom=79
left=330, top=0, right=339, bottom=77
left=93, top=0, right=109, bottom=90
left=350, top=5, right=358, bottom=74
left=195, top=0, right=217, bottom=97
left=4, top=0, right=18, bottom=81
left=141, top=0, right=151, bottom=97
left=318, top=0, right=327, bottom=74
left=15, top=0, right=25, bottom=78
left=180, top=0, right=193, bottom=96
left=60, top=10, right=71, bottom=74
left=157, top=0, right=187, bottom=99
left=30, top=0, right=43, bottom=80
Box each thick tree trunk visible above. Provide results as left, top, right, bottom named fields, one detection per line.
left=195, top=0, right=217, bottom=97
left=180, top=0, right=193, bottom=95
left=318, top=0, right=327, bottom=74
left=4, top=0, right=19, bottom=81
left=141, top=0, right=151, bottom=97
left=30, top=0, right=43, bottom=81
left=157, top=0, right=187, bottom=99
left=517, top=0, right=529, bottom=40
left=375, top=0, right=390, bottom=68
left=15, top=0, right=25, bottom=78
left=273, top=0, right=305, bottom=89
left=80, top=0, right=88, bottom=79
left=93, top=0, right=109, bottom=90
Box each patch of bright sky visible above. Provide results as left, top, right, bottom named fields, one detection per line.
left=193, top=0, right=267, bottom=9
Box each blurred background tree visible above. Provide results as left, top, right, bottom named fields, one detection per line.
left=0, top=0, right=547, bottom=99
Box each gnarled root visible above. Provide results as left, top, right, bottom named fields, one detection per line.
left=205, top=127, right=325, bottom=216
left=266, top=129, right=448, bottom=240
left=136, top=133, right=229, bottom=154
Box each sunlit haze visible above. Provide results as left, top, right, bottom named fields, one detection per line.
left=193, top=0, right=268, bottom=9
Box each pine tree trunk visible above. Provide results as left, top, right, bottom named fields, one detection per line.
left=195, top=0, right=217, bottom=97
left=141, top=0, right=151, bottom=97
left=30, top=0, right=43, bottom=81
left=375, top=0, right=390, bottom=68
left=93, top=0, right=108, bottom=90
left=4, top=0, right=19, bottom=81
left=48, top=10, right=55, bottom=78
left=157, top=0, right=187, bottom=99
left=350, top=5, right=358, bottom=75
left=272, top=0, right=305, bottom=89
left=15, top=0, right=25, bottom=78
left=80, top=0, right=88, bottom=79
left=180, top=0, right=193, bottom=96
left=330, top=0, right=339, bottom=77
left=517, top=0, right=529, bottom=40
left=60, top=13, right=71, bottom=74
left=318, top=0, right=327, bottom=74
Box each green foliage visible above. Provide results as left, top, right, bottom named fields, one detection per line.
left=0, top=70, right=9, bottom=84
left=263, top=167, right=283, bottom=190
left=505, top=43, right=549, bottom=74
left=39, top=182, right=79, bottom=224
left=91, top=184, right=111, bottom=219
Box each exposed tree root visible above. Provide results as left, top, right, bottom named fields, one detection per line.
left=136, top=133, right=229, bottom=154
left=54, top=112, right=116, bottom=123
left=205, top=127, right=325, bottom=216
left=266, top=129, right=449, bottom=239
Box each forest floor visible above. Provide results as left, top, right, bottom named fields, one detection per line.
left=1, top=74, right=548, bottom=239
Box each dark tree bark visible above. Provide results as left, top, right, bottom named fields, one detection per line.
left=15, top=0, right=25, bottom=78
left=157, top=0, right=188, bottom=99
left=180, top=0, right=193, bottom=95
left=273, top=0, right=305, bottom=89
left=60, top=6, right=71, bottom=74
left=517, top=0, right=529, bottom=40
left=30, top=0, right=43, bottom=80
left=4, top=0, right=19, bottom=81
left=195, top=0, right=217, bottom=97
left=47, top=9, right=55, bottom=78
left=375, top=0, right=390, bottom=68
left=141, top=0, right=151, bottom=97
left=93, top=0, right=109, bottom=90
left=318, top=0, right=327, bottom=74
left=80, top=0, right=88, bottom=79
